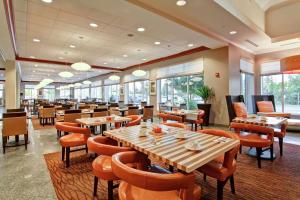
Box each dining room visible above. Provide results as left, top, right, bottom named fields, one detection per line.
left=0, top=0, right=300, bottom=200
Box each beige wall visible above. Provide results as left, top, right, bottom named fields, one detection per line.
left=4, top=60, right=17, bottom=109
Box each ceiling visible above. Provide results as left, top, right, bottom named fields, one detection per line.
left=12, top=0, right=224, bottom=82
left=254, top=0, right=288, bottom=11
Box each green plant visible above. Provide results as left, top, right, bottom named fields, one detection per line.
left=196, top=85, right=215, bottom=104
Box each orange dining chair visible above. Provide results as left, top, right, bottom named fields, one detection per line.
left=163, top=122, right=186, bottom=129
left=158, top=113, right=183, bottom=123
left=197, top=129, right=240, bottom=200
left=274, top=123, right=287, bottom=156
left=230, top=122, right=274, bottom=168
left=125, top=115, right=142, bottom=127
left=184, top=110, right=205, bottom=131
left=112, top=151, right=201, bottom=200
left=87, top=136, right=132, bottom=199
left=56, top=122, right=91, bottom=167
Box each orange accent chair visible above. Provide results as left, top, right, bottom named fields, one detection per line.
left=163, top=122, right=186, bottom=129
left=158, top=113, right=183, bottom=123
left=56, top=122, right=91, bottom=167
left=184, top=110, right=205, bottom=131
left=87, top=136, right=132, bottom=199
left=112, top=151, right=201, bottom=200
left=197, top=129, right=239, bottom=200
left=274, top=123, right=288, bottom=156
left=233, top=102, right=247, bottom=118
left=256, top=101, right=275, bottom=112
left=230, top=122, right=274, bottom=168
left=115, top=115, right=142, bottom=129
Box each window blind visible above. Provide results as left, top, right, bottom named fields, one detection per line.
left=240, top=58, right=254, bottom=74
left=261, top=61, right=281, bottom=75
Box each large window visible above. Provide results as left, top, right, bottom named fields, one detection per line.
left=158, top=74, right=203, bottom=109
left=74, top=88, right=81, bottom=101
left=104, top=84, right=119, bottom=102
left=125, top=80, right=149, bottom=103
left=81, top=87, right=90, bottom=100
left=25, top=84, right=38, bottom=99
left=60, top=88, right=70, bottom=99
left=283, top=74, right=300, bottom=114
left=43, top=85, right=55, bottom=101
left=241, top=72, right=254, bottom=111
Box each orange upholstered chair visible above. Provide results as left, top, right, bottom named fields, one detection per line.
left=158, top=113, right=183, bottom=123
left=163, top=122, right=186, bottom=129
left=197, top=129, right=239, bottom=200
left=230, top=122, right=274, bottom=168
left=87, top=136, right=132, bottom=199
left=112, top=151, right=201, bottom=200
left=56, top=122, right=91, bottom=167
left=256, top=101, right=274, bottom=112
left=233, top=102, right=247, bottom=117
left=274, top=123, right=288, bottom=156
left=184, top=110, right=205, bottom=131
left=55, top=121, right=80, bottom=138
left=125, top=115, right=142, bottom=127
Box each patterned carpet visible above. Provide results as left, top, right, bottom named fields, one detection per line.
left=44, top=143, right=300, bottom=200
left=31, top=117, right=56, bottom=130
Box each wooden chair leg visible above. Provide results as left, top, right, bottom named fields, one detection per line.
left=239, top=145, right=242, bottom=154
left=203, top=174, right=207, bottom=181
left=279, top=137, right=283, bottom=156
left=66, top=147, right=70, bottom=167
left=93, top=176, right=98, bottom=196
left=256, top=147, right=262, bottom=168
left=108, top=180, right=114, bottom=200
left=24, top=134, right=28, bottom=150
left=229, top=175, right=235, bottom=194
left=217, top=180, right=225, bottom=200
left=195, top=124, right=198, bottom=131
left=86, top=144, right=88, bottom=153
left=201, top=124, right=203, bottom=130
left=62, top=147, right=65, bottom=161
left=2, top=136, right=6, bottom=154
left=270, top=143, right=274, bottom=161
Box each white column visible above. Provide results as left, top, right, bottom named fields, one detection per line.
left=4, top=60, right=18, bottom=109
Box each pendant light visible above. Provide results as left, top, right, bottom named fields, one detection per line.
left=132, top=63, right=146, bottom=77
left=109, top=58, right=120, bottom=81
left=71, top=36, right=91, bottom=71
left=83, top=80, right=92, bottom=85
left=59, top=71, right=74, bottom=78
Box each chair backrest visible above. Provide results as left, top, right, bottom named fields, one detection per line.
left=143, top=105, right=153, bottom=120
left=163, top=122, right=186, bottom=129
left=126, top=115, right=142, bottom=127
left=79, top=105, right=90, bottom=109
left=2, top=112, right=27, bottom=136
left=252, top=95, right=275, bottom=113
left=159, top=103, right=168, bottom=112
left=125, top=103, right=134, bottom=107
left=40, top=107, right=55, bottom=118
left=93, top=108, right=109, bottom=117
left=55, top=122, right=90, bottom=139
left=225, top=95, right=245, bottom=123
left=7, top=108, right=25, bottom=113
left=109, top=102, right=119, bottom=107
left=198, top=129, right=239, bottom=171
left=43, top=105, right=54, bottom=108
left=140, top=101, right=147, bottom=107
left=64, top=110, right=82, bottom=123
left=128, top=106, right=139, bottom=115
left=112, top=151, right=196, bottom=200
left=179, top=103, right=187, bottom=110
left=87, top=136, right=132, bottom=156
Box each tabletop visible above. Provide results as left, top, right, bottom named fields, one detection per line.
left=162, top=110, right=198, bottom=116
left=233, top=116, right=287, bottom=126
left=257, top=112, right=291, bottom=118
left=76, top=116, right=131, bottom=126
left=104, top=124, right=239, bottom=173
left=56, top=109, right=94, bottom=116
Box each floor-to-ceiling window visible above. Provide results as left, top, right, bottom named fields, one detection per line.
left=158, top=74, right=203, bottom=109
left=90, top=81, right=102, bottom=100
left=104, top=84, right=119, bottom=102
left=125, top=80, right=149, bottom=103
left=74, top=88, right=81, bottom=101
left=43, top=85, right=55, bottom=101
left=59, top=88, right=70, bottom=99
left=283, top=74, right=300, bottom=114
left=25, top=84, right=38, bottom=99
left=240, top=58, right=255, bottom=111
left=81, top=87, right=90, bottom=100
left=0, top=83, right=3, bottom=106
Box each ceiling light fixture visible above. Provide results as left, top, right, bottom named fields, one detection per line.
left=33, top=38, right=40, bottom=42
left=41, top=0, right=53, bottom=3
left=123, top=54, right=128, bottom=58
left=108, top=75, right=120, bottom=81
left=83, top=80, right=92, bottom=85
left=229, top=31, right=237, bottom=35
left=176, top=0, right=187, bottom=6
left=58, top=57, right=64, bottom=60
left=142, top=58, right=147, bottom=61
left=188, top=43, right=194, bottom=47
left=132, top=69, right=146, bottom=77
left=68, top=84, right=74, bottom=88
left=154, top=41, right=161, bottom=45
left=34, top=64, right=38, bottom=67
left=30, top=56, right=35, bottom=58
left=137, top=27, right=145, bottom=32
left=58, top=71, right=74, bottom=78
left=103, top=62, right=107, bottom=65
left=89, top=23, right=98, bottom=28
left=74, top=82, right=82, bottom=87
left=69, top=45, right=76, bottom=48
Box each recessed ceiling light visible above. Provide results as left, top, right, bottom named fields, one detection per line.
left=142, top=58, right=147, bottom=61
left=33, top=38, right=40, bottom=42
left=123, top=54, right=128, bottom=58
left=154, top=41, right=161, bottom=45
left=34, top=64, right=38, bottom=67
left=30, top=56, right=35, bottom=58
left=137, top=27, right=145, bottom=32
left=69, top=45, right=76, bottom=48
left=89, top=23, right=98, bottom=28
left=33, top=70, right=36, bottom=73
left=103, top=62, right=107, bottom=65
left=188, top=43, right=194, bottom=47
left=176, top=0, right=187, bottom=6
left=58, top=57, right=64, bottom=60
left=41, top=0, right=53, bottom=3
left=229, top=31, right=237, bottom=35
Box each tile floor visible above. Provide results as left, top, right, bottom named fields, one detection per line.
left=0, top=118, right=299, bottom=200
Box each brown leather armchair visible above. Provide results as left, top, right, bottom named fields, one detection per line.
left=197, top=129, right=240, bottom=200
left=112, top=151, right=201, bottom=200
left=87, top=136, right=132, bottom=199
left=230, top=122, right=274, bottom=168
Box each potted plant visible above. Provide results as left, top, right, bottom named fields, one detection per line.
left=196, top=85, right=215, bottom=126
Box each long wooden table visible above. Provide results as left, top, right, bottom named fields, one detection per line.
left=232, top=116, right=287, bottom=127
left=76, top=116, right=131, bottom=126
left=104, top=124, right=239, bottom=173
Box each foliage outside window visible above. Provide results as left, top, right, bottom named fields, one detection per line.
left=158, top=74, right=203, bottom=109
left=126, top=80, right=149, bottom=104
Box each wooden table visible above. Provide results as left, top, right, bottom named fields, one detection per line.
left=76, top=116, right=131, bottom=134
left=104, top=124, right=239, bottom=173
left=56, top=109, right=94, bottom=117
left=113, top=107, right=143, bottom=116
left=257, top=112, right=291, bottom=118
left=162, top=110, right=198, bottom=121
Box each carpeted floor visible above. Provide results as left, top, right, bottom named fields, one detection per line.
left=44, top=143, right=300, bottom=200
left=31, top=117, right=56, bottom=130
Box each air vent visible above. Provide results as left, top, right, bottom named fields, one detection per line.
left=280, top=41, right=300, bottom=47
left=245, top=39, right=259, bottom=47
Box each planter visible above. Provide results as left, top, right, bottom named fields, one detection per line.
left=197, top=104, right=211, bottom=126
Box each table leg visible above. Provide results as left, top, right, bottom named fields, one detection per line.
left=247, top=147, right=276, bottom=160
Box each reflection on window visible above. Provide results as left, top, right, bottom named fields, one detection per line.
left=125, top=80, right=149, bottom=104
left=261, top=75, right=283, bottom=112
left=158, top=75, right=203, bottom=109
left=104, top=84, right=119, bottom=102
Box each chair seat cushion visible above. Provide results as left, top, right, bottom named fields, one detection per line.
left=92, top=155, right=118, bottom=181
left=237, top=132, right=272, bottom=148
left=198, top=156, right=236, bottom=182
left=59, top=133, right=86, bottom=147
left=118, top=181, right=201, bottom=200
left=257, top=101, right=274, bottom=112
